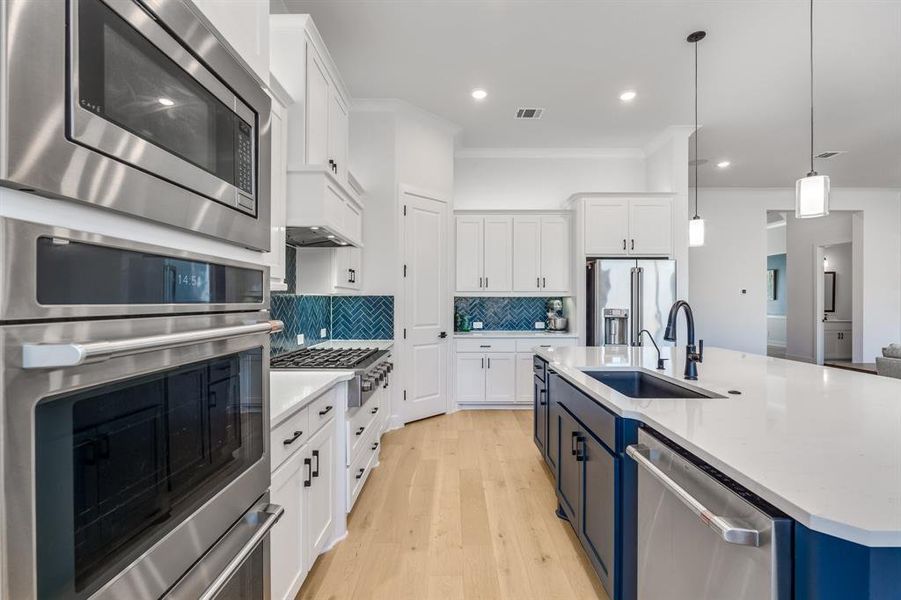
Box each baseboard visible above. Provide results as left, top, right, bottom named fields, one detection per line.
left=767, top=342, right=787, bottom=349
left=456, top=403, right=531, bottom=411
left=785, top=353, right=815, bottom=363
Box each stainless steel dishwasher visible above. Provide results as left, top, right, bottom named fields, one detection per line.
left=627, top=428, right=792, bottom=599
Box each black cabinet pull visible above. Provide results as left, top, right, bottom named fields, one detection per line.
left=571, top=431, right=579, bottom=456
left=575, top=436, right=586, bottom=462
left=623, top=239, right=627, bottom=250
left=631, top=239, right=635, bottom=251
left=537, top=277, right=540, bottom=288
left=481, top=357, right=484, bottom=369
left=356, top=468, right=365, bottom=480
left=371, top=406, right=379, bottom=414
left=303, top=458, right=312, bottom=487
left=371, top=441, right=379, bottom=451
left=539, top=390, right=547, bottom=406
left=542, top=277, right=546, bottom=288
left=283, top=430, right=303, bottom=446
left=479, top=344, right=491, bottom=348
left=319, top=405, right=333, bottom=416
left=356, top=426, right=365, bottom=436
left=312, top=449, right=320, bottom=477
left=487, top=357, right=491, bottom=369
left=479, top=276, right=483, bottom=288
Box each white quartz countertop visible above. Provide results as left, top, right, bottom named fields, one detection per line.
left=270, top=371, right=353, bottom=427
left=454, top=330, right=577, bottom=338
left=536, top=345, right=901, bottom=547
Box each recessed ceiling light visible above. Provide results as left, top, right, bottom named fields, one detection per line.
left=471, top=88, right=488, bottom=101
left=158, top=97, right=175, bottom=107
left=619, top=90, right=637, bottom=102
left=716, top=160, right=731, bottom=168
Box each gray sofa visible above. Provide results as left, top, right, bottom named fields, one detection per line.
left=876, top=344, right=901, bottom=379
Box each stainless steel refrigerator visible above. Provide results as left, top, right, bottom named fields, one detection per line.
left=586, top=258, right=676, bottom=347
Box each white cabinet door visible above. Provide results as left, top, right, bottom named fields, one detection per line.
left=305, top=42, right=330, bottom=167
left=485, top=353, right=516, bottom=403
left=456, top=216, right=484, bottom=292
left=270, top=451, right=305, bottom=600
left=265, top=88, right=288, bottom=288
left=455, top=354, right=486, bottom=403
left=483, top=216, right=513, bottom=292
left=513, top=216, right=542, bottom=292
left=584, top=199, right=630, bottom=255
left=515, top=353, right=534, bottom=404
left=192, top=0, right=269, bottom=84
left=629, top=198, right=672, bottom=256
left=342, top=198, right=362, bottom=244
left=306, top=422, right=335, bottom=558
left=328, top=91, right=349, bottom=183
left=540, top=215, right=570, bottom=293
left=333, top=248, right=354, bottom=290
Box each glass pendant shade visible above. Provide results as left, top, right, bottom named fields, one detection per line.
left=795, top=174, right=830, bottom=218
left=688, top=216, right=706, bottom=247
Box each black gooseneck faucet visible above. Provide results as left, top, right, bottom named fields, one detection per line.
left=663, top=300, right=704, bottom=380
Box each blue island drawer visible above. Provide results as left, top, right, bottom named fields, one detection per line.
left=549, top=372, right=617, bottom=453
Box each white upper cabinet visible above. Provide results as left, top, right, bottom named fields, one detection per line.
left=263, top=77, right=291, bottom=291
left=512, top=216, right=541, bottom=292
left=192, top=0, right=269, bottom=84
left=456, top=216, right=485, bottom=292
left=483, top=216, right=513, bottom=292
left=539, top=215, right=570, bottom=293
left=457, top=213, right=570, bottom=295
left=584, top=196, right=673, bottom=257
left=304, top=43, right=331, bottom=168
left=328, top=92, right=350, bottom=182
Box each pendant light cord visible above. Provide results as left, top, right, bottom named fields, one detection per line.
left=693, top=36, right=700, bottom=219
left=809, top=0, right=815, bottom=175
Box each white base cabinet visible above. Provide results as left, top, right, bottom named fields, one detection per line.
left=269, top=386, right=341, bottom=600
left=824, top=322, right=853, bottom=360
left=455, top=336, right=578, bottom=405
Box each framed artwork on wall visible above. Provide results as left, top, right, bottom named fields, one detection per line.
left=767, top=269, right=777, bottom=301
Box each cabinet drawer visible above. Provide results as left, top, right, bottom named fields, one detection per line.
left=515, top=338, right=578, bottom=353
left=347, top=438, right=376, bottom=511
left=309, top=387, right=338, bottom=433
left=271, top=405, right=310, bottom=471
left=456, top=338, right=516, bottom=353
left=550, top=373, right=618, bottom=453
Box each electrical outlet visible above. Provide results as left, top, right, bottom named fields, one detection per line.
left=320, top=328, right=328, bottom=338
left=297, top=334, right=305, bottom=346
left=472, top=321, right=484, bottom=329
left=535, top=321, right=546, bottom=329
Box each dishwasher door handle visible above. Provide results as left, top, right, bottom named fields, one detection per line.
left=627, top=444, right=761, bottom=547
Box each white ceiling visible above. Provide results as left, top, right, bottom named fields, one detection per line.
left=271, top=0, right=901, bottom=187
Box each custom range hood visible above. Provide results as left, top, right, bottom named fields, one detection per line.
left=286, top=167, right=364, bottom=248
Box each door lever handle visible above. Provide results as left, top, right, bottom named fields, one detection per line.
left=439, top=331, right=447, bottom=339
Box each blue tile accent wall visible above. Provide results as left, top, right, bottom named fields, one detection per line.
left=454, top=297, right=559, bottom=331
left=270, top=293, right=394, bottom=356
left=332, top=296, right=394, bottom=340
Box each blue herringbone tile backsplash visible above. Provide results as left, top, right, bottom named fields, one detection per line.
left=270, top=293, right=394, bottom=356
left=454, top=297, right=559, bottom=331
left=332, top=296, right=394, bottom=340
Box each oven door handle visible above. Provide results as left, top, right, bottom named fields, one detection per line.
left=22, top=320, right=284, bottom=369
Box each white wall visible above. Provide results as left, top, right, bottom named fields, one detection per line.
left=690, top=188, right=901, bottom=363
left=785, top=212, right=852, bottom=362
left=767, top=222, right=786, bottom=255
left=454, top=150, right=646, bottom=210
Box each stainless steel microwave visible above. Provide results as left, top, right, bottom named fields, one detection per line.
left=0, top=0, right=272, bottom=251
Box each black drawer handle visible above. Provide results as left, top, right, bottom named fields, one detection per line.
left=312, top=449, right=320, bottom=478
left=355, top=467, right=365, bottom=480
left=356, top=426, right=365, bottom=436
left=371, top=441, right=379, bottom=451
left=479, top=344, right=492, bottom=348
left=538, top=390, right=547, bottom=406
left=371, top=406, right=379, bottom=414
left=571, top=431, right=579, bottom=456
left=319, top=405, right=333, bottom=416
left=575, top=436, right=586, bottom=462
left=304, top=458, right=312, bottom=487
left=283, top=430, right=303, bottom=446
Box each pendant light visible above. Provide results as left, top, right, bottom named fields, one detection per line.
left=687, top=30, right=706, bottom=247
left=796, top=0, right=830, bottom=218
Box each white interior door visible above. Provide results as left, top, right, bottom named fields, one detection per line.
left=540, top=215, right=571, bottom=292
left=455, top=216, right=484, bottom=292
left=404, top=192, right=449, bottom=422
left=482, top=216, right=513, bottom=291
left=513, top=216, right=542, bottom=292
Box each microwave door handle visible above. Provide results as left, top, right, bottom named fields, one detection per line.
left=22, top=320, right=284, bottom=369
left=627, top=444, right=761, bottom=547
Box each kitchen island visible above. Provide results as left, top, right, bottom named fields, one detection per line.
left=535, top=344, right=901, bottom=599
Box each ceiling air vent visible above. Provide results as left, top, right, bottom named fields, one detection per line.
left=515, top=107, right=544, bottom=120
left=813, top=151, right=846, bottom=159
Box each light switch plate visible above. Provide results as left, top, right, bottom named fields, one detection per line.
left=534, top=321, right=546, bottom=329
left=297, top=334, right=305, bottom=345
left=320, top=328, right=328, bottom=338
left=472, top=321, right=484, bottom=329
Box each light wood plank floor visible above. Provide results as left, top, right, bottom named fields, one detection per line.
left=297, top=410, right=607, bottom=600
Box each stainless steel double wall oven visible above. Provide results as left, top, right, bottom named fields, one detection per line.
left=0, top=0, right=271, bottom=251
left=0, top=218, right=282, bottom=599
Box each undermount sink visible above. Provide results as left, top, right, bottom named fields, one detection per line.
left=582, top=370, right=718, bottom=399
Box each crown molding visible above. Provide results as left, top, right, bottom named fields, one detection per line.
left=455, top=147, right=644, bottom=160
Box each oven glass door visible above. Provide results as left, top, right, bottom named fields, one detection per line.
left=34, top=348, right=264, bottom=599
left=70, top=0, right=256, bottom=213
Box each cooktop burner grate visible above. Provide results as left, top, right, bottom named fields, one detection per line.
left=270, top=347, right=380, bottom=370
